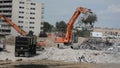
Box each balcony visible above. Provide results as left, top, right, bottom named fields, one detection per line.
left=0, top=29, right=11, bottom=35
left=0, top=3, right=12, bottom=6
left=0, top=13, right=12, bottom=15
left=1, top=27, right=11, bottom=29
left=3, top=3, right=12, bottom=5
left=0, top=32, right=11, bottom=35
left=0, top=8, right=12, bottom=10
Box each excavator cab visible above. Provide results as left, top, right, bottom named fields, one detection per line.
left=72, top=31, right=78, bottom=43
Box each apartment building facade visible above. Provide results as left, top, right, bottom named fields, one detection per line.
left=0, top=0, right=44, bottom=36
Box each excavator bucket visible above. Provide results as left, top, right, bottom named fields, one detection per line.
left=81, top=12, right=97, bottom=24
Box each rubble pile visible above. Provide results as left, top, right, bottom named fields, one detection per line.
left=0, top=37, right=120, bottom=64
left=37, top=47, right=120, bottom=63
left=80, top=38, right=113, bottom=50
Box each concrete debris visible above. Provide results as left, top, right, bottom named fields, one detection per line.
left=16, top=59, right=23, bottom=61
left=0, top=37, right=120, bottom=64
left=35, top=47, right=120, bottom=63
left=0, top=58, right=12, bottom=65
left=0, top=61, right=11, bottom=65
left=79, top=38, right=113, bottom=50
left=78, top=55, right=88, bottom=63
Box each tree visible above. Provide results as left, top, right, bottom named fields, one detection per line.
left=39, top=21, right=53, bottom=37
left=43, top=21, right=53, bottom=32
left=55, top=21, right=67, bottom=33
left=76, top=29, right=91, bottom=37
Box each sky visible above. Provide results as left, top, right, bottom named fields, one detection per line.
left=34, top=0, right=120, bottom=28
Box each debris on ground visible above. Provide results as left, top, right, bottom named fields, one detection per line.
left=0, top=58, right=12, bottom=65
left=0, top=37, right=120, bottom=64
left=16, top=59, right=23, bottom=61
left=79, top=38, right=113, bottom=50
left=78, top=55, right=88, bottom=63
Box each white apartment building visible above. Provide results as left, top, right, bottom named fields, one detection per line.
left=0, top=0, right=44, bottom=36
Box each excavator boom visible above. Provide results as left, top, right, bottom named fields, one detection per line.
left=55, top=7, right=90, bottom=44
left=0, top=15, right=26, bottom=36
left=64, top=7, right=89, bottom=44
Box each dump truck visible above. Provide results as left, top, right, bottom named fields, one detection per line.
left=0, top=15, right=45, bottom=57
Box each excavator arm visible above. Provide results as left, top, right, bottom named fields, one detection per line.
left=64, top=7, right=89, bottom=44
left=55, top=7, right=90, bottom=45
left=0, top=15, right=26, bottom=36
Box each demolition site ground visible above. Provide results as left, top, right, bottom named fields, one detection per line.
left=0, top=36, right=120, bottom=68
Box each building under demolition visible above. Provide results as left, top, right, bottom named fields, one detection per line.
left=0, top=0, right=44, bottom=36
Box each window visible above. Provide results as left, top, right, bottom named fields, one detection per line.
left=5, top=30, right=11, bottom=32
left=1, top=24, right=10, bottom=28
left=31, top=3, right=36, bottom=5
left=31, top=8, right=35, bottom=10
left=18, top=21, right=24, bottom=23
left=41, top=11, right=44, bottom=14
left=3, top=10, right=12, bottom=13
left=19, top=6, right=24, bottom=9
left=18, top=26, right=23, bottom=28
left=30, top=12, right=35, bottom=15
left=26, top=12, right=29, bottom=14
left=19, top=1, right=24, bottom=4
left=18, top=16, right=24, bottom=18
left=2, top=5, right=12, bottom=8
left=0, top=11, right=2, bottom=13
left=0, top=1, right=2, bottom=3
left=0, top=6, right=2, bottom=8
left=41, top=16, right=44, bottom=18
left=41, top=27, right=43, bottom=29
left=42, top=7, right=44, bottom=9
left=25, top=17, right=29, bottom=19
left=41, top=22, right=44, bottom=25
left=4, top=1, right=12, bottom=3
left=19, top=11, right=24, bottom=14
left=29, top=26, right=34, bottom=29
left=30, top=22, right=35, bottom=24
left=5, top=15, right=11, bottom=17
left=26, top=8, right=29, bottom=10
left=27, top=0, right=31, bottom=1
left=30, top=17, right=35, bottom=19
left=1, top=20, right=6, bottom=22
left=1, top=29, right=11, bottom=33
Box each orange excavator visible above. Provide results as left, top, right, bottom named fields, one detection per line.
left=55, top=7, right=94, bottom=49
left=0, top=15, right=45, bottom=56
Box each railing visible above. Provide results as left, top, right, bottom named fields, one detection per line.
left=0, top=8, right=12, bottom=10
